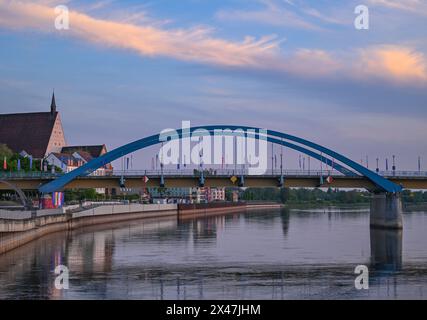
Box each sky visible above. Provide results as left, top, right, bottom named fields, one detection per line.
left=0, top=0, right=426, bottom=170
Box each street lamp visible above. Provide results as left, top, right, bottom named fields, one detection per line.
left=392, top=155, right=396, bottom=174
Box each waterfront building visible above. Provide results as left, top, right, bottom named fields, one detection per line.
left=45, top=147, right=112, bottom=175
left=206, top=187, right=226, bottom=202
left=0, top=93, right=66, bottom=158
left=0, top=93, right=113, bottom=181
left=58, top=145, right=113, bottom=175
left=46, top=145, right=113, bottom=194
left=147, top=187, right=221, bottom=203
left=45, top=152, right=81, bottom=173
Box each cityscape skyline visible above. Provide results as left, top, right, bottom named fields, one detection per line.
left=1, top=1, right=427, bottom=304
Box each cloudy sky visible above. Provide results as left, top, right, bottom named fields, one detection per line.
left=0, top=0, right=426, bottom=170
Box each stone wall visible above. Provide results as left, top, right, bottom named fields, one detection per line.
left=0, top=204, right=177, bottom=255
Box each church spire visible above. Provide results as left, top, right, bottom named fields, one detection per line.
left=50, top=90, right=57, bottom=114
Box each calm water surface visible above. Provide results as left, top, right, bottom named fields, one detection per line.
left=0, top=207, right=427, bottom=299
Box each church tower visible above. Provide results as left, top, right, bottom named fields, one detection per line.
left=46, top=91, right=67, bottom=154
left=50, top=91, right=57, bottom=115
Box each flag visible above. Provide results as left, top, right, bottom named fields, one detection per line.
left=29, top=156, right=33, bottom=170
left=17, top=158, right=21, bottom=171
left=143, top=176, right=149, bottom=184
left=3, top=156, right=6, bottom=170
left=52, top=192, right=64, bottom=207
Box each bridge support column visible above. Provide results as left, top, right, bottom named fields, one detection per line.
left=370, top=193, right=403, bottom=229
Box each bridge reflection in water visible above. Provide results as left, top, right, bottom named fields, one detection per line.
left=0, top=208, right=426, bottom=299
left=370, top=228, right=402, bottom=272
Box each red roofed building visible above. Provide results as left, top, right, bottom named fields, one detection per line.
left=1, top=93, right=113, bottom=186
left=0, top=93, right=66, bottom=158
left=59, top=145, right=113, bottom=174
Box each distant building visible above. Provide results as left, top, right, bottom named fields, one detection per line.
left=59, top=144, right=113, bottom=175
left=46, top=145, right=113, bottom=194
left=232, top=190, right=239, bottom=202
left=61, top=145, right=108, bottom=160
left=46, top=152, right=82, bottom=173
left=0, top=92, right=113, bottom=176
left=207, top=187, right=226, bottom=202
left=148, top=187, right=225, bottom=203
left=0, top=93, right=66, bottom=158
left=193, top=187, right=207, bottom=203
left=148, top=187, right=193, bottom=203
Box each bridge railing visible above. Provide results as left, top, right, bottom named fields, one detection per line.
left=2, top=169, right=427, bottom=179
left=1, top=169, right=345, bottom=178
left=379, top=170, right=427, bottom=177
left=109, top=169, right=347, bottom=177
left=0, top=171, right=63, bottom=179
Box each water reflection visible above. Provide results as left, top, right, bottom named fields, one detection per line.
left=280, top=208, right=290, bottom=237
left=0, top=208, right=426, bottom=299
left=370, top=228, right=402, bottom=272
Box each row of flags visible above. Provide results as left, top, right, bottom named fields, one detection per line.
left=3, top=156, right=33, bottom=171
left=52, top=192, right=64, bottom=207
left=150, top=155, right=231, bottom=170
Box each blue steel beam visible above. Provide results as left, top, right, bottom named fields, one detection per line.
left=39, top=129, right=349, bottom=193
left=39, top=126, right=401, bottom=193
left=197, top=125, right=402, bottom=193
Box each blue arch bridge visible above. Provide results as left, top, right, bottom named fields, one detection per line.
left=3, top=125, right=421, bottom=229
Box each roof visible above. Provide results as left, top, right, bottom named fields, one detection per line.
left=73, top=150, right=94, bottom=162
left=0, top=112, right=58, bottom=158
left=50, top=152, right=79, bottom=166
left=61, top=145, right=106, bottom=158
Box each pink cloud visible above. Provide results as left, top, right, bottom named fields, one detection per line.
left=0, top=0, right=281, bottom=68
left=0, top=1, right=426, bottom=87
left=357, top=45, right=427, bottom=83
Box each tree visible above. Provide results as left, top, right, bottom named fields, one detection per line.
left=0, top=144, right=13, bottom=160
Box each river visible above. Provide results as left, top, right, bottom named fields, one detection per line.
left=0, top=207, right=426, bottom=299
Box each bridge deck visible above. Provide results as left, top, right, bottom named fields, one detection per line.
left=2, top=171, right=427, bottom=190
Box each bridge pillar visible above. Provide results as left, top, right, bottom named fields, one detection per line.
left=370, top=193, right=403, bottom=229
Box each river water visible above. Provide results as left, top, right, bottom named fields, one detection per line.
left=0, top=207, right=426, bottom=300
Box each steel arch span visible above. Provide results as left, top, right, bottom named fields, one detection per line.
left=38, top=125, right=402, bottom=194
left=0, top=180, right=32, bottom=208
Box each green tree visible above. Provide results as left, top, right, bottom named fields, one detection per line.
left=0, top=144, right=13, bottom=162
